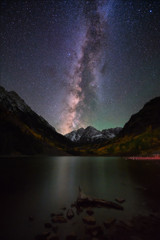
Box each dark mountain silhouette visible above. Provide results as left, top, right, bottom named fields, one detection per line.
left=0, top=86, right=160, bottom=156
left=120, top=97, right=160, bottom=136
left=71, top=97, right=160, bottom=156
left=0, top=86, right=72, bottom=155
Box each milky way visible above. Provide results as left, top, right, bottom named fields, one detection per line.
left=1, top=0, right=160, bottom=134
left=60, top=0, right=108, bottom=134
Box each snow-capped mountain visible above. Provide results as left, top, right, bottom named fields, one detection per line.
left=65, top=128, right=85, bottom=142
left=65, top=126, right=122, bottom=143
left=102, top=128, right=122, bottom=139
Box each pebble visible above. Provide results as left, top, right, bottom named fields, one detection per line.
left=66, top=208, right=74, bottom=219
left=104, top=218, right=116, bottom=228
left=66, top=232, right=77, bottom=240
left=83, top=216, right=96, bottom=225
left=86, top=208, right=94, bottom=215
left=85, top=225, right=103, bottom=237
left=52, top=216, right=67, bottom=223
left=115, top=198, right=125, bottom=203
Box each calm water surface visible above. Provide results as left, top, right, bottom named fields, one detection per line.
left=0, top=157, right=160, bottom=240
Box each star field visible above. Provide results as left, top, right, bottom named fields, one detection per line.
left=1, top=0, right=160, bottom=134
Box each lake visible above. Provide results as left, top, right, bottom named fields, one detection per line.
left=0, top=157, right=160, bottom=240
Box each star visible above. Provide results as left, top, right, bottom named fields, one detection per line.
left=1, top=0, right=160, bottom=133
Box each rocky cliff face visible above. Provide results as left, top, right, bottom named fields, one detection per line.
left=102, top=127, right=122, bottom=139
left=0, top=86, right=71, bottom=155
left=65, top=126, right=122, bottom=143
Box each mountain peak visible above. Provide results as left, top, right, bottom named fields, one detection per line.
left=120, top=96, right=160, bottom=136
left=0, top=86, right=31, bottom=113
left=65, top=126, right=122, bottom=143
left=0, top=85, right=72, bottom=155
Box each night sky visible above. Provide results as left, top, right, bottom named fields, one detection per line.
left=1, top=0, right=160, bottom=134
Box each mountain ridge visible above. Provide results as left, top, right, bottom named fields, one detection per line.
left=119, top=96, right=160, bottom=137
left=72, top=96, right=160, bottom=156
left=1, top=85, right=160, bottom=156
left=0, top=86, right=72, bottom=155
left=65, top=126, right=122, bottom=143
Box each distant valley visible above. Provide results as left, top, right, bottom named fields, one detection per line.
left=0, top=85, right=160, bottom=156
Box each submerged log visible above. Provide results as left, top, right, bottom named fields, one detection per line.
left=76, top=187, right=123, bottom=210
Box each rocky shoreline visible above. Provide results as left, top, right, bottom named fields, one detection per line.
left=33, top=189, right=160, bottom=240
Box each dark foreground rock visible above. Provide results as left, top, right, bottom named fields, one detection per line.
left=83, top=216, right=96, bottom=225
left=35, top=188, right=160, bottom=240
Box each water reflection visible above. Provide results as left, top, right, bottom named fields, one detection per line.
left=1, top=157, right=160, bottom=240
left=53, top=157, right=78, bottom=206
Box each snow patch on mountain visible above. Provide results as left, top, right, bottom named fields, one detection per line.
left=65, top=128, right=85, bottom=142
left=65, top=126, right=122, bottom=143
